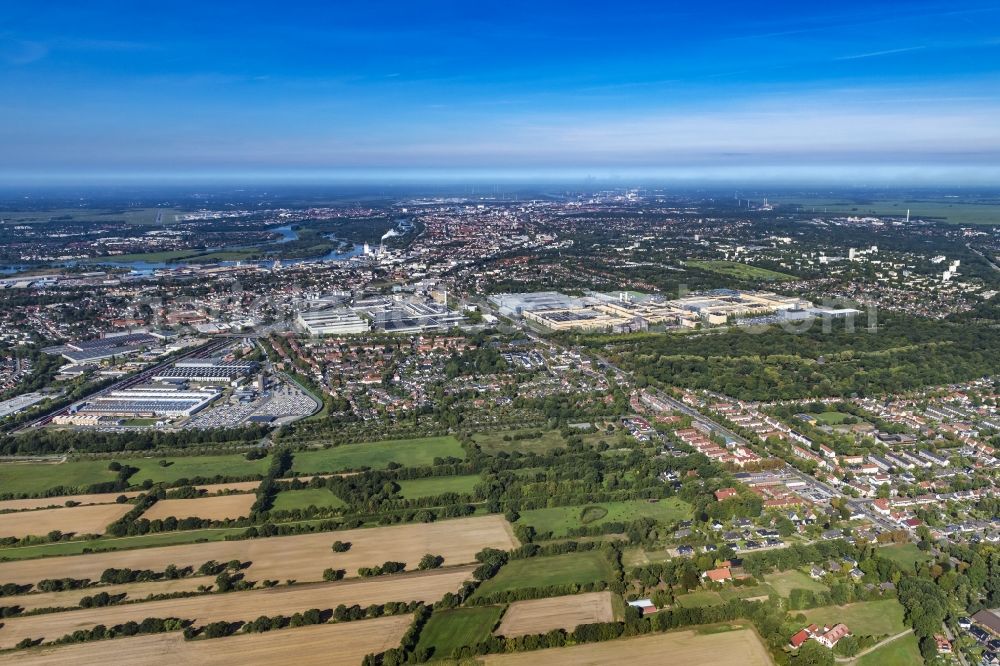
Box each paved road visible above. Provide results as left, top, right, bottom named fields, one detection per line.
left=967, top=243, right=1000, bottom=272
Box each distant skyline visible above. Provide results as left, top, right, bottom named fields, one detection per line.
left=2, top=1, right=1000, bottom=183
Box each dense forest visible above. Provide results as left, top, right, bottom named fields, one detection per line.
left=572, top=313, right=1000, bottom=400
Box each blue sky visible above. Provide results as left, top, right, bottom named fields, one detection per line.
left=2, top=0, right=1000, bottom=183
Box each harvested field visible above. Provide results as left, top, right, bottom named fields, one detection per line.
left=0, top=492, right=141, bottom=513
left=4, top=577, right=210, bottom=613
left=141, top=494, right=257, bottom=521
left=0, top=515, right=516, bottom=586
left=482, top=627, right=773, bottom=666
left=0, top=614, right=412, bottom=665
left=0, top=503, right=132, bottom=539
left=0, top=567, right=469, bottom=649
left=496, top=591, right=614, bottom=637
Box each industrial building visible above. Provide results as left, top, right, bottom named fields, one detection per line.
left=351, top=296, right=465, bottom=333
left=495, top=289, right=812, bottom=332
left=73, top=384, right=220, bottom=418
left=297, top=307, right=371, bottom=335
left=49, top=332, right=159, bottom=364
left=152, top=360, right=258, bottom=383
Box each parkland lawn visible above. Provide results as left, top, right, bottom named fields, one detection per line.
left=0, top=460, right=118, bottom=496
left=415, top=606, right=503, bottom=659
left=272, top=488, right=346, bottom=511
left=765, top=569, right=829, bottom=597
left=129, top=454, right=271, bottom=485
left=292, top=436, right=464, bottom=473
left=800, top=599, right=907, bottom=637
left=674, top=585, right=777, bottom=608
left=397, top=475, right=480, bottom=499
left=517, top=498, right=691, bottom=537
left=877, top=543, right=932, bottom=569
left=471, top=551, right=614, bottom=600
left=685, top=260, right=796, bottom=281
left=473, top=429, right=572, bottom=454
left=855, top=632, right=922, bottom=666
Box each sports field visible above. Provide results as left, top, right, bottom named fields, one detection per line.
left=291, top=436, right=465, bottom=473
left=812, top=411, right=853, bottom=424
left=481, top=627, right=773, bottom=665
left=415, top=606, right=504, bottom=659
left=0, top=568, right=469, bottom=649
left=0, top=503, right=131, bottom=539
left=471, top=551, right=613, bottom=600
left=0, top=514, right=516, bottom=586
left=517, top=498, right=691, bottom=536
left=0, top=614, right=412, bottom=665
left=140, top=494, right=256, bottom=521
left=497, top=591, right=614, bottom=637
left=397, top=475, right=480, bottom=498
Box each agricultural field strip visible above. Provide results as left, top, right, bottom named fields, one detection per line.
left=0, top=613, right=413, bottom=666
left=0, top=515, right=516, bottom=585
left=0, top=492, right=143, bottom=513
left=0, top=475, right=349, bottom=515
left=1, top=577, right=210, bottom=613
left=140, top=495, right=257, bottom=521
left=0, top=566, right=471, bottom=649
left=496, top=591, right=614, bottom=637
left=481, top=627, right=773, bottom=666
left=0, top=504, right=133, bottom=540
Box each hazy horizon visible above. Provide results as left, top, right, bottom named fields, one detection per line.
left=3, top=0, right=1000, bottom=184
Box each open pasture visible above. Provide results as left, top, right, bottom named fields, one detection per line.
left=0, top=514, right=516, bottom=586
left=291, top=436, right=464, bottom=474
left=517, top=498, right=691, bottom=537
left=799, top=599, right=907, bottom=637
left=0, top=460, right=118, bottom=496
left=415, top=606, right=504, bottom=660
left=397, top=475, right=480, bottom=498
left=129, top=454, right=271, bottom=485
left=496, top=591, right=614, bottom=637
left=471, top=551, right=612, bottom=600
left=0, top=613, right=412, bottom=665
